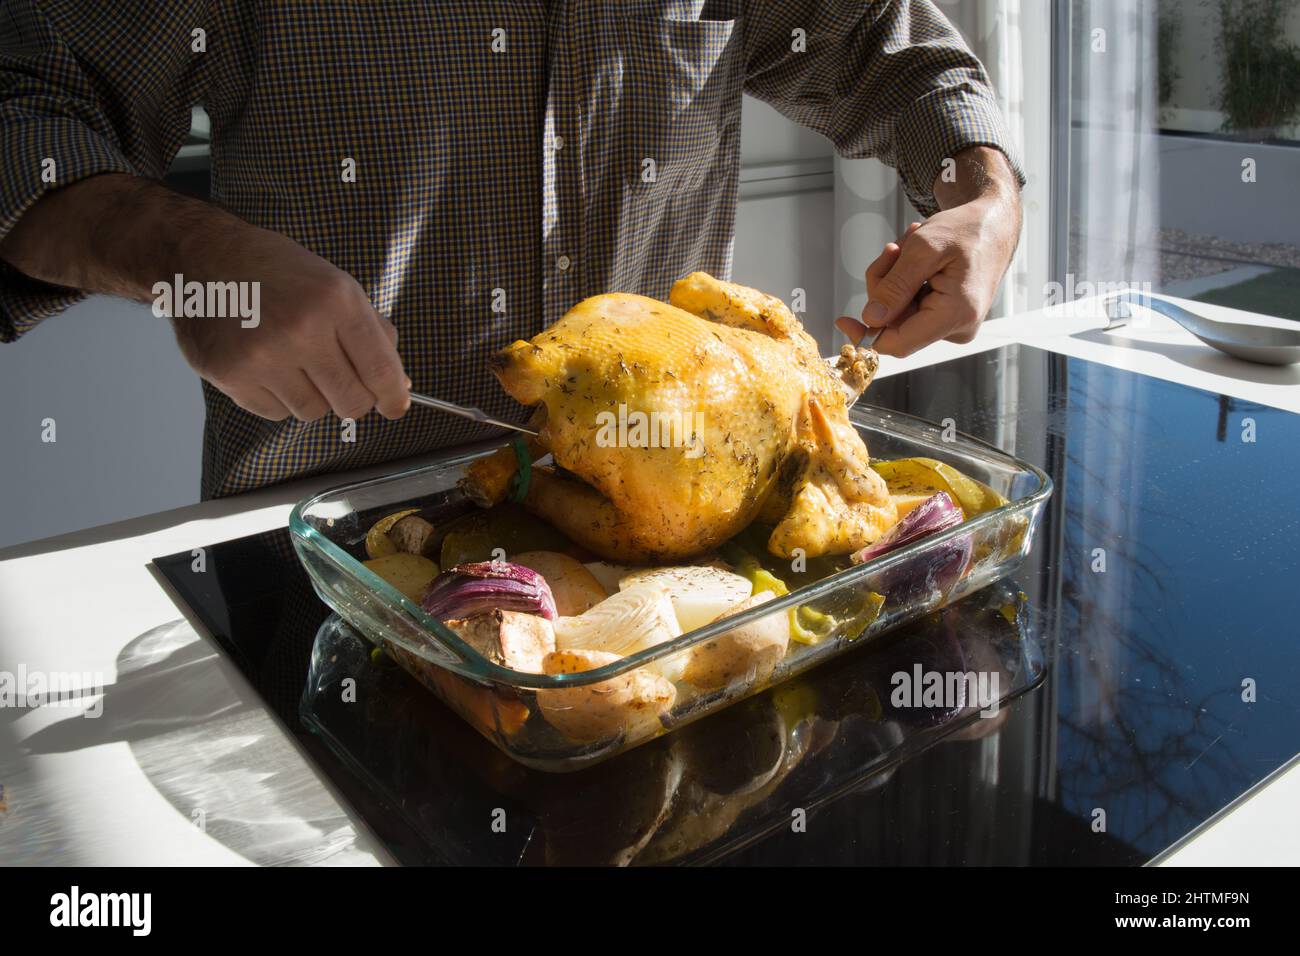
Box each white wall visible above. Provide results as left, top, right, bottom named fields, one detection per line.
left=739, top=95, right=833, bottom=165
left=735, top=97, right=836, bottom=346
left=0, top=97, right=836, bottom=549
left=0, top=296, right=206, bottom=548
left=1158, top=135, right=1300, bottom=245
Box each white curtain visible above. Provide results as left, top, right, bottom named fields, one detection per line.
left=833, top=0, right=1049, bottom=321
left=1071, top=0, right=1163, bottom=293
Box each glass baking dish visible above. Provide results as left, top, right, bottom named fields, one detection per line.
left=289, top=404, right=1052, bottom=772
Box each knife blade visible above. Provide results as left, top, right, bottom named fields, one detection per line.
left=408, top=391, right=538, bottom=437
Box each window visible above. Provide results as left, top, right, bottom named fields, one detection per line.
left=1061, top=0, right=1300, bottom=320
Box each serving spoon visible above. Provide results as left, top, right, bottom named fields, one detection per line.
left=1103, top=290, right=1300, bottom=366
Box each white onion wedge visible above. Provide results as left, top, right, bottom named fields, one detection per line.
left=553, top=583, right=685, bottom=680
left=619, top=565, right=753, bottom=633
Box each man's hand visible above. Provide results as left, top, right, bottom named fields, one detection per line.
left=0, top=173, right=411, bottom=422
left=836, top=146, right=1022, bottom=358
left=169, top=227, right=411, bottom=422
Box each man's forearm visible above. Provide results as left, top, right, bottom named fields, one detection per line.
left=932, top=145, right=1022, bottom=215
left=0, top=172, right=252, bottom=301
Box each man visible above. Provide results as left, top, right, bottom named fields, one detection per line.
left=0, top=1, right=1022, bottom=498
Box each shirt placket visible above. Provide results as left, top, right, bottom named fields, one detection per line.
left=541, top=1, right=578, bottom=329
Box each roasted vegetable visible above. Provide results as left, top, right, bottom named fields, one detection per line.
left=364, top=508, right=420, bottom=559
left=683, top=591, right=790, bottom=691
left=361, top=553, right=440, bottom=602
left=444, top=609, right=555, bottom=674
left=720, top=541, right=836, bottom=645
left=983, top=512, right=1031, bottom=565
left=855, top=492, right=963, bottom=560
left=619, top=565, right=752, bottom=633
left=870, top=458, right=1005, bottom=519
left=853, top=492, right=971, bottom=599
left=510, top=550, right=607, bottom=616
left=583, top=561, right=639, bottom=594
left=384, top=641, right=531, bottom=737
left=827, top=589, right=887, bottom=642
left=421, top=561, right=558, bottom=621
left=437, top=504, right=572, bottom=569
left=388, top=514, right=440, bottom=557
left=536, top=649, right=676, bottom=743
left=552, top=583, right=684, bottom=678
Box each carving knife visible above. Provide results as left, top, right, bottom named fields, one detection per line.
left=408, top=391, right=539, bottom=437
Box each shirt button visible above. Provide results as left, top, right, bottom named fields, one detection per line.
left=556, top=255, right=571, bottom=272
left=553, top=134, right=564, bottom=151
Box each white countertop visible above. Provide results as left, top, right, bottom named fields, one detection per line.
left=2, top=294, right=1297, bottom=866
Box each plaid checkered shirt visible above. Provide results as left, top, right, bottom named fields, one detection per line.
left=0, top=0, right=1023, bottom=497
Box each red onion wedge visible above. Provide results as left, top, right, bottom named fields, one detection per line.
left=854, top=492, right=965, bottom=563
left=853, top=492, right=971, bottom=599
left=421, top=561, right=558, bottom=621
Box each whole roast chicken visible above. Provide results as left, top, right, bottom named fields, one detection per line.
left=461, top=273, right=897, bottom=562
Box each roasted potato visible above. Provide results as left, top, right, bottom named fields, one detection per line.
left=361, top=553, right=439, bottom=602
left=438, top=504, right=571, bottom=568
left=536, top=649, right=676, bottom=743
left=682, top=591, right=791, bottom=691
left=445, top=609, right=555, bottom=674
left=510, top=550, right=607, bottom=616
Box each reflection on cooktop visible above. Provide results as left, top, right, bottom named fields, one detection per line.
left=299, top=584, right=1044, bottom=865
left=155, top=345, right=1300, bottom=865
left=869, top=346, right=1300, bottom=861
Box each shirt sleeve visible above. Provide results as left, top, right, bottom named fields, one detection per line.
left=740, top=0, right=1026, bottom=217
left=0, top=1, right=207, bottom=342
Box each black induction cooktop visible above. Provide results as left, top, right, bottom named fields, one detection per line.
left=154, top=345, right=1300, bottom=865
